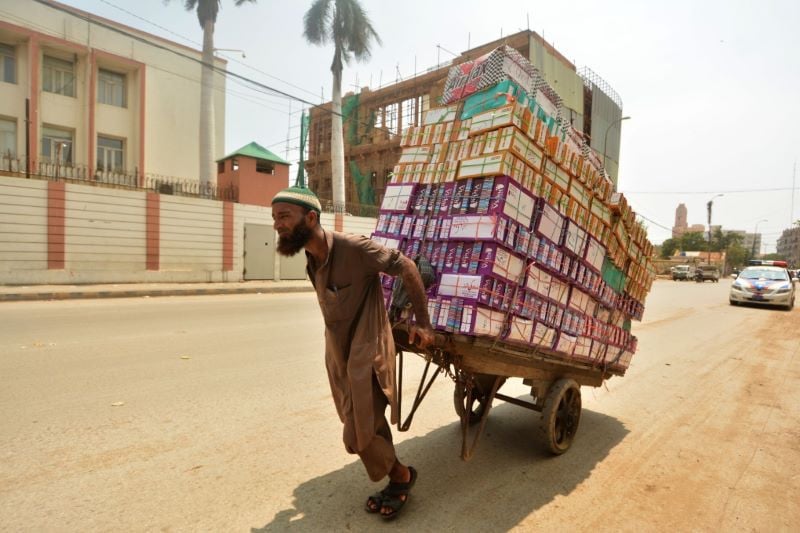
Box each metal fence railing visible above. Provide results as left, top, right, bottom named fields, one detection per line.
left=0, top=155, right=237, bottom=202
left=318, top=198, right=379, bottom=218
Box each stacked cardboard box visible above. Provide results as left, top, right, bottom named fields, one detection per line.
left=373, top=47, right=655, bottom=374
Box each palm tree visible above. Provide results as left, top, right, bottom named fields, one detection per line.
left=303, top=0, right=381, bottom=218
left=179, top=0, right=255, bottom=187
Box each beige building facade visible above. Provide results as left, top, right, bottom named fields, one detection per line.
left=0, top=0, right=226, bottom=183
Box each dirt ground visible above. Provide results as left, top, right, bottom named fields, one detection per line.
left=0, top=280, right=798, bottom=532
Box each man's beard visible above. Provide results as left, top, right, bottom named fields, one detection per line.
left=277, top=222, right=313, bottom=256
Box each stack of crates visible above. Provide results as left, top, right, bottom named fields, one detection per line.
left=372, top=46, right=655, bottom=374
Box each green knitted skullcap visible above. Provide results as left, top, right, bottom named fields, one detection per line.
left=272, top=186, right=321, bottom=214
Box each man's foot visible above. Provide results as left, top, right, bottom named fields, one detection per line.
left=364, top=466, right=411, bottom=514
left=365, top=492, right=383, bottom=513
left=379, top=466, right=417, bottom=520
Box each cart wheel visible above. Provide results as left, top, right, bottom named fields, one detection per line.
left=540, top=378, right=581, bottom=455
left=453, top=382, right=489, bottom=425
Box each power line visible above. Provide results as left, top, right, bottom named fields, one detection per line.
left=29, top=0, right=429, bottom=147
left=97, top=0, right=322, bottom=100
left=624, top=187, right=798, bottom=195
left=635, top=212, right=672, bottom=232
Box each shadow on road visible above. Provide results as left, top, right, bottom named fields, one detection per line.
left=252, top=399, right=628, bottom=532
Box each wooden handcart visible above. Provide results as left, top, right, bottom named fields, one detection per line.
left=393, top=325, right=617, bottom=460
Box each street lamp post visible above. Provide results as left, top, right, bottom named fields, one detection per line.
left=602, top=115, right=631, bottom=170
left=751, top=219, right=768, bottom=258
left=707, top=193, right=724, bottom=265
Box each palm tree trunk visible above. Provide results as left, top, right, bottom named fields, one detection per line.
left=331, top=63, right=345, bottom=230
left=199, top=17, right=216, bottom=188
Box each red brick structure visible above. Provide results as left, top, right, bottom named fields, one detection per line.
left=217, top=142, right=289, bottom=207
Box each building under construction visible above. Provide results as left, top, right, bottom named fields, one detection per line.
left=305, top=30, right=625, bottom=212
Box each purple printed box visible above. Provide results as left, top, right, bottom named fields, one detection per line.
left=573, top=335, right=593, bottom=362
left=535, top=201, right=565, bottom=245
left=370, top=233, right=405, bottom=251
left=465, top=177, right=485, bottom=214
left=526, top=263, right=552, bottom=298
left=458, top=242, right=482, bottom=274
left=505, top=315, right=534, bottom=345
left=590, top=339, right=608, bottom=364
left=564, top=219, right=588, bottom=257
left=554, top=332, right=577, bottom=359
left=438, top=273, right=483, bottom=300
left=431, top=241, right=449, bottom=271
left=380, top=184, right=418, bottom=213
left=435, top=297, right=452, bottom=330
left=450, top=179, right=473, bottom=215
left=442, top=242, right=464, bottom=273
left=412, top=184, right=431, bottom=214
left=478, top=275, right=495, bottom=306
left=491, top=279, right=508, bottom=311
left=438, top=182, right=456, bottom=216
left=438, top=217, right=452, bottom=240
left=458, top=302, right=506, bottom=337
left=548, top=277, right=571, bottom=307
left=584, top=236, right=606, bottom=273
left=380, top=273, right=395, bottom=290
left=448, top=213, right=518, bottom=246
left=483, top=176, right=536, bottom=229
left=568, top=287, right=598, bottom=316
left=476, top=242, right=525, bottom=283
left=531, top=322, right=557, bottom=350
left=400, top=215, right=415, bottom=236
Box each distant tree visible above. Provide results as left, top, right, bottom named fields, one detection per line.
left=177, top=0, right=256, bottom=186
left=726, top=243, right=748, bottom=269
left=679, top=231, right=707, bottom=251
left=711, top=228, right=744, bottom=252
left=660, top=238, right=678, bottom=259
left=303, top=0, right=381, bottom=215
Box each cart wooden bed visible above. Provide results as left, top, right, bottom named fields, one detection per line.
left=392, top=325, right=619, bottom=460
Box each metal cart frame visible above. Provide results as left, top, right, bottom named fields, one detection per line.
left=393, top=326, right=617, bottom=460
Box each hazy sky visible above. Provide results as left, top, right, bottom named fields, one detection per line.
left=52, top=0, right=800, bottom=251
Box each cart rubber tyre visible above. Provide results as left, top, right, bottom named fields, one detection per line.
left=540, top=378, right=581, bottom=455
left=453, top=382, right=489, bottom=426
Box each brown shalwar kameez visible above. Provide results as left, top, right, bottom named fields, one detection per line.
left=306, top=230, right=405, bottom=481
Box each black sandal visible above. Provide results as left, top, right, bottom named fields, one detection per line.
left=365, top=491, right=385, bottom=514
left=380, top=466, right=417, bottom=521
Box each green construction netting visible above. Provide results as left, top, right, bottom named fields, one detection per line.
left=601, top=256, right=627, bottom=295
left=294, top=110, right=310, bottom=188
left=342, top=93, right=360, bottom=146
left=349, top=160, right=375, bottom=206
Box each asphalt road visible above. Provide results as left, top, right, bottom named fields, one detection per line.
left=1, top=279, right=798, bottom=532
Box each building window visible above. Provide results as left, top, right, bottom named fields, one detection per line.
left=0, top=118, right=16, bottom=158
left=41, top=126, right=74, bottom=163
left=43, top=55, right=75, bottom=97
left=97, top=135, right=124, bottom=172
left=0, top=43, right=15, bottom=84
left=256, top=160, right=274, bottom=174
left=98, top=69, right=126, bottom=107
left=217, top=160, right=225, bottom=174
left=232, top=158, right=239, bottom=171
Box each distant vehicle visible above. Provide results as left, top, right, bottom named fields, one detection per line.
left=672, top=264, right=695, bottom=281
left=729, top=265, right=795, bottom=310
left=695, top=265, right=720, bottom=283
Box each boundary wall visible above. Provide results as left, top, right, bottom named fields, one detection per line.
left=0, top=176, right=377, bottom=284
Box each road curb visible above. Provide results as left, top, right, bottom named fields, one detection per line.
left=0, top=285, right=315, bottom=302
